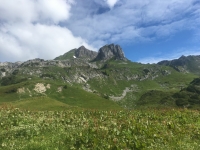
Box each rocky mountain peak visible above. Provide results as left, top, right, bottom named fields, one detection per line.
left=75, top=46, right=97, bottom=60
left=94, top=44, right=127, bottom=61
left=158, top=55, right=200, bottom=74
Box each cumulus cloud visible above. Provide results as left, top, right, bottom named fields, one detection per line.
left=0, top=23, right=94, bottom=62
left=0, top=0, right=200, bottom=62
left=0, top=0, right=72, bottom=23
left=106, top=0, right=119, bottom=8
left=0, top=0, right=94, bottom=62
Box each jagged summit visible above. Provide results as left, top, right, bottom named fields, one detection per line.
left=75, top=46, right=97, bottom=60
left=158, top=55, right=200, bottom=74
left=54, top=46, right=97, bottom=60
left=94, top=44, right=127, bottom=61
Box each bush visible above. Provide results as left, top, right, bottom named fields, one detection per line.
left=12, top=69, right=19, bottom=75
left=40, top=73, right=56, bottom=79
left=5, top=87, right=18, bottom=93
left=175, top=98, right=189, bottom=106
left=1, top=76, right=27, bottom=86
left=0, top=68, right=6, bottom=72
left=173, top=92, right=189, bottom=99
left=103, top=94, right=109, bottom=99
left=190, top=78, right=200, bottom=86
left=102, top=70, right=109, bottom=76
left=188, top=99, right=200, bottom=104
left=187, top=85, right=197, bottom=93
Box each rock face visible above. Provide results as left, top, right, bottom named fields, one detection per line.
left=75, top=46, right=97, bottom=60
left=158, top=55, right=200, bottom=74
left=94, top=44, right=127, bottom=61
left=0, top=61, right=22, bottom=74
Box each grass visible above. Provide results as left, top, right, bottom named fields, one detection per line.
left=54, top=49, right=76, bottom=60
left=0, top=79, right=122, bottom=110
left=1, top=58, right=200, bottom=149
left=0, top=58, right=199, bottom=110
left=0, top=107, right=199, bottom=150
left=50, top=85, right=122, bottom=110
left=8, top=97, right=77, bottom=111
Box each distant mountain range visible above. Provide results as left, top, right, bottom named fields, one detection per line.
left=0, top=44, right=200, bottom=110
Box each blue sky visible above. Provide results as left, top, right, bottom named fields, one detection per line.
left=0, top=0, right=200, bottom=63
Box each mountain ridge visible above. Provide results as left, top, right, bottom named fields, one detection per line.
left=158, top=55, right=200, bottom=75
left=0, top=44, right=200, bottom=110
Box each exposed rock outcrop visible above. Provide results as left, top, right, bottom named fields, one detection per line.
left=75, top=46, right=97, bottom=60
left=94, top=44, right=127, bottom=61
left=158, top=55, right=200, bottom=74
left=20, top=58, right=44, bottom=67
left=54, top=46, right=97, bottom=60
left=0, top=61, right=22, bottom=74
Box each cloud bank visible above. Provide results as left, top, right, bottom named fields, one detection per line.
left=68, top=0, right=200, bottom=46
left=0, top=0, right=199, bottom=63
left=0, top=0, right=94, bottom=62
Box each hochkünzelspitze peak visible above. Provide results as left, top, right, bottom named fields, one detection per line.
left=75, top=46, right=97, bottom=60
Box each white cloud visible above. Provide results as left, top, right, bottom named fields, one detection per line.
left=36, top=0, right=72, bottom=24
left=0, top=0, right=199, bottom=62
left=106, top=0, right=119, bottom=8
left=0, top=23, right=95, bottom=62
left=0, top=0, right=72, bottom=23
left=66, top=0, right=199, bottom=48
left=0, top=0, right=94, bottom=62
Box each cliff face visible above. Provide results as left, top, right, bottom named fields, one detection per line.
left=54, top=46, right=97, bottom=61
left=158, top=55, right=200, bottom=74
left=94, top=44, right=127, bottom=61
left=75, top=46, right=97, bottom=60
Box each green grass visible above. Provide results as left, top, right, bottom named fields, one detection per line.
left=8, top=97, right=78, bottom=111
left=0, top=107, right=199, bottom=150
left=0, top=58, right=199, bottom=110
left=54, top=49, right=76, bottom=60
left=50, top=85, right=122, bottom=110
left=0, top=79, right=121, bottom=110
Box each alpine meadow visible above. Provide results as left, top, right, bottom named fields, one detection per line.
left=1, top=0, right=200, bottom=149
left=1, top=44, right=200, bottom=149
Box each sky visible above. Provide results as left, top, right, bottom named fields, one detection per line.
left=0, top=0, right=200, bottom=63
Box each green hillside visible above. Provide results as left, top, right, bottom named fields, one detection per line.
left=0, top=79, right=121, bottom=110
left=1, top=45, right=200, bottom=150
left=0, top=44, right=200, bottom=110
left=54, top=49, right=76, bottom=60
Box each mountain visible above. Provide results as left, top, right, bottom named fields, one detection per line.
left=158, top=55, right=200, bottom=75
left=75, top=46, right=98, bottom=60
left=54, top=49, right=77, bottom=60
left=0, top=44, right=200, bottom=110
left=54, top=46, right=97, bottom=60
left=94, top=44, right=127, bottom=61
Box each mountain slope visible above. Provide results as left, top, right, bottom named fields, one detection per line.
left=0, top=44, right=200, bottom=110
left=54, top=46, right=97, bottom=60
left=158, top=55, right=200, bottom=75
left=54, top=49, right=77, bottom=60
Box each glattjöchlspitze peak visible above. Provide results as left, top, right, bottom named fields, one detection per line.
left=95, top=44, right=127, bottom=61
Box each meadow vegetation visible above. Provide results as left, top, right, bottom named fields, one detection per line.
left=0, top=106, right=200, bottom=150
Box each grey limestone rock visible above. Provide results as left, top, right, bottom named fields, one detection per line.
left=75, top=46, right=97, bottom=60
left=94, top=44, right=127, bottom=61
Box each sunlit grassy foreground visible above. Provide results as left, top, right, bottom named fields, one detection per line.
left=0, top=107, right=200, bottom=150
